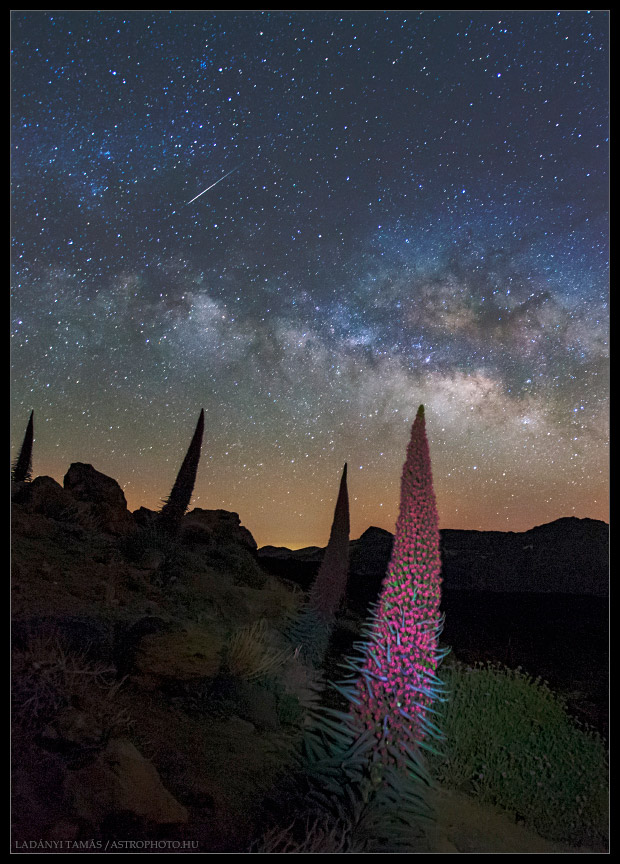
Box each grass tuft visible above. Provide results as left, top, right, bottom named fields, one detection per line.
left=224, top=619, right=293, bottom=682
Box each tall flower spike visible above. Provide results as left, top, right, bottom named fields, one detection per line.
left=289, top=463, right=350, bottom=665
left=349, top=404, right=447, bottom=768
left=12, top=410, right=34, bottom=483
left=299, top=409, right=448, bottom=848
left=308, top=462, right=350, bottom=620
left=160, top=409, right=204, bottom=529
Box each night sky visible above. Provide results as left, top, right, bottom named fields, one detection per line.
left=11, top=11, right=609, bottom=548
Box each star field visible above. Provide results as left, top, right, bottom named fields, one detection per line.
left=11, top=11, right=608, bottom=547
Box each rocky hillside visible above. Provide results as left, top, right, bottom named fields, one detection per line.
left=259, top=518, right=609, bottom=605
left=11, top=464, right=305, bottom=851
left=11, top=464, right=608, bottom=851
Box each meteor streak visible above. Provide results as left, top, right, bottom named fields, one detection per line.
left=186, top=165, right=240, bottom=205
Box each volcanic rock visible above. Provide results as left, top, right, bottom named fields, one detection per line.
left=65, top=737, right=188, bottom=826
left=132, top=626, right=223, bottom=688
left=11, top=475, right=78, bottom=522
left=63, top=463, right=134, bottom=535
left=183, top=508, right=257, bottom=551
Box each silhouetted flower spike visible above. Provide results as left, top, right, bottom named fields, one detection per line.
left=308, top=462, right=350, bottom=619
left=12, top=410, right=34, bottom=483
left=289, top=462, right=350, bottom=665
left=160, top=408, right=204, bottom=526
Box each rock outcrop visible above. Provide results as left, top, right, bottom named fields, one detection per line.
left=11, top=476, right=77, bottom=522
left=183, top=508, right=257, bottom=552
left=132, top=626, right=223, bottom=688
left=63, top=463, right=134, bottom=535
left=65, top=737, right=188, bottom=827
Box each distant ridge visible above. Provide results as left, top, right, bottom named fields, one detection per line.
left=258, top=517, right=609, bottom=598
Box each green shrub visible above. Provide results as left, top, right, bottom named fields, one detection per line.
left=427, top=660, right=608, bottom=847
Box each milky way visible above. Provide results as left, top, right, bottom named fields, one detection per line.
left=11, top=11, right=609, bottom=547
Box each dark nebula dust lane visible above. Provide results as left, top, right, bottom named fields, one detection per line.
left=11, top=11, right=608, bottom=547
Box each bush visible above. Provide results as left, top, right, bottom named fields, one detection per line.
left=427, top=660, right=608, bottom=847
left=12, top=634, right=127, bottom=740
left=224, top=619, right=292, bottom=682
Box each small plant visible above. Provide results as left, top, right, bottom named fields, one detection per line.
left=12, top=634, right=127, bottom=740
left=12, top=410, right=34, bottom=483
left=225, top=619, right=292, bottom=682
left=426, top=660, right=609, bottom=847
left=252, top=814, right=352, bottom=853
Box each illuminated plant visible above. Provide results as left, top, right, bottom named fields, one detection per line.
left=289, top=463, right=350, bottom=665
left=346, top=404, right=448, bottom=766
left=12, top=410, right=34, bottom=483
left=302, top=406, right=449, bottom=849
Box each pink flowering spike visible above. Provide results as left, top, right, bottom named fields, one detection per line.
left=349, top=405, right=446, bottom=768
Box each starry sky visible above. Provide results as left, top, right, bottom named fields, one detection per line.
left=11, top=11, right=609, bottom=548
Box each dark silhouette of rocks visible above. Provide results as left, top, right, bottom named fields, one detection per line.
left=440, top=518, right=608, bottom=596
left=258, top=517, right=608, bottom=602
left=11, top=475, right=77, bottom=521
left=63, top=463, right=134, bottom=535
left=132, top=507, right=258, bottom=552
left=182, top=508, right=257, bottom=552
left=132, top=506, right=160, bottom=529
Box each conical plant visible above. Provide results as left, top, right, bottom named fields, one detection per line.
left=301, top=406, right=449, bottom=850
left=12, top=410, right=34, bottom=483
left=309, top=463, right=350, bottom=619
left=160, top=408, right=204, bottom=531
left=346, top=405, right=448, bottom=766
left=289, top=463, right=350, bottom=666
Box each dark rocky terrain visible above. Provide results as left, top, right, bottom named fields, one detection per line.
left=12, top=464, right=300, bottom=851
left=11, top=463, right=608, bottom=851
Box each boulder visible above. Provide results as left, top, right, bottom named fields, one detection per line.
left=184, top=508, right=257, bottom=552
left=63, top=463, right=134, bottom=535
left=132, top=507, right=160, bottom=529
left=11, top=476, right=77, bottom=522
left=65, top=737, right=188, bottom=826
